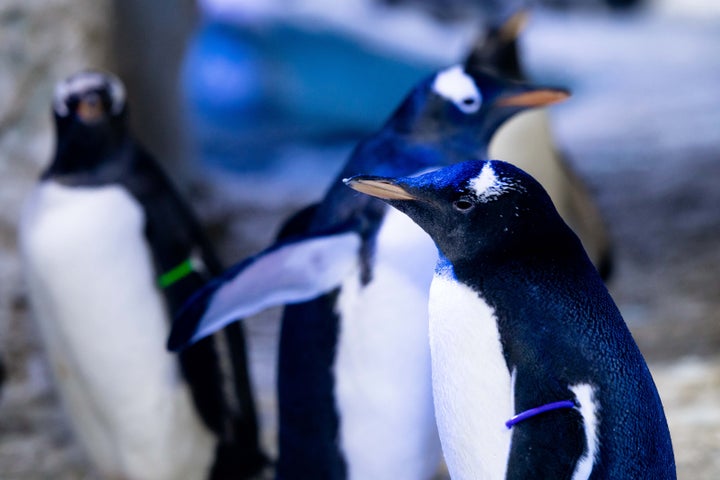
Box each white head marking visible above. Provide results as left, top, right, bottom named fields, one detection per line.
left=469, top=162, right=511, bottom=202
left=432, top=65, right=482, bottom=114
left=53, top=71, right=126, bottom=117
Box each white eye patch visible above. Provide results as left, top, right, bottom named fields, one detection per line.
left=432, top=65, right=482, bottom=114
left=53, top=71, right=126, bottom=117
left=468, top=162, right=513, bottom=202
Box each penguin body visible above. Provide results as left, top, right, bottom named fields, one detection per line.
left=345, top=159, right=675, bottom=479
left=22, top=182, right=214, bottom=480
left=19, top=71, right=268, bottom=479
left=331, top=205, right=441, bottom=479
left=170, top=62, right=569, bottom=479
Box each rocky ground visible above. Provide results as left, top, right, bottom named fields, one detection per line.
left=1, top=4, right=719, bottom=479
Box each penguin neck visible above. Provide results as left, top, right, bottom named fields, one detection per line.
left=392, top=122, right=492, bottom=162
left=437, top=208, right=588, bottom=289
left=45, top=121, right=131, bottom=184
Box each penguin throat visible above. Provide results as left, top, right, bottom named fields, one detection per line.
left=47, top=136, right=131, bottom=184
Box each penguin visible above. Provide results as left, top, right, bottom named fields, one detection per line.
left=169, top=58, right=570, bottom=479
left=470, top=10, right=614, bottom=278
left=344, top=159, right=676, bottom=479
left=18, top=71, right=268, bottom=480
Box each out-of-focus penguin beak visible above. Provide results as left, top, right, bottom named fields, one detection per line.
left=496, top=88, right=570, bottom=107
left=344, top=176, right=417, bottom=201
left=76, top=93, right=106, bottom=124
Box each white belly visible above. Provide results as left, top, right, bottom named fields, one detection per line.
left=19, top=181, right=214, bottom=480
left=334, top=207, right=442, bottom=480
left=428, top=270, right=513, bottom=480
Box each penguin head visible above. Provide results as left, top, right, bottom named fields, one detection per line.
left=465, top=10, right=529, bottom=81
left=53, top=70, right=127, bottom=126
left=345, top=160, right=576, bottom=266
left=386, top=61, right=568, bottom=154
left=48, top=71, right=130, bottom=179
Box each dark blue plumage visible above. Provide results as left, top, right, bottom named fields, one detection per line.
left=345, top=159, right=675, bottom=479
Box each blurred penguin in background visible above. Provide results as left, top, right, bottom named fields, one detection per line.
left=19, top=71, right=268, bottom=480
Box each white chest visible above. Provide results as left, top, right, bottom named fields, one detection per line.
left=428, top=272, right=514, bottom=480
left=19, top=181, right=213, bottom=480
left=334, top=207, right=442, bottom=480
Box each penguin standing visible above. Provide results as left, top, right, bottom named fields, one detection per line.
left=345, top=159, right=675, bottom=479
left=19, top=71, right=268, bottom=480
left=170, top=59, right=570, bottom=479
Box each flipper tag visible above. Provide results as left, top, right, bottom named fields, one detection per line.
left=158, top=258, right=194, bottom=288
left=158, top=251, right=205, bottom=288
left=505, top=400, right=576, bottom=429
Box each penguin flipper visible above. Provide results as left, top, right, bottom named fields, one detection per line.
left=168, top=230, right=361, bottom=351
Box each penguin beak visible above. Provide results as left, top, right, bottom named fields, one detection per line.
left=76, top=93, right=106, bottom=124
left=496, top=88, right=570, bottom=107
left=344, top=176, right=417, bottom=201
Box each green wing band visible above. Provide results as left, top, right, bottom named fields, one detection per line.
left=158, top=257, right=195, bottom=288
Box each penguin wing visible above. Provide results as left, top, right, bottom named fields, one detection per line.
left=167, top=230, right=361, bottom=351
left=128, top=148, right=225, bottom=278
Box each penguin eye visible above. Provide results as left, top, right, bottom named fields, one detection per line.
left=455, top=96, right=481, bottom=114
left=452, top=197, right=475, bottom=212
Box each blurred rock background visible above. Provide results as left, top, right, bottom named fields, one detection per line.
left=0, top=0, right=718, bottom=478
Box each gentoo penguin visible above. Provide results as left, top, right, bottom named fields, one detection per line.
left=471, top=10, right=614, bottom=278
left=170, top=60, right=569, bottom=479
left=345, top=159, right=675, bottom=479
left=19, top=71, right=268, bottom=480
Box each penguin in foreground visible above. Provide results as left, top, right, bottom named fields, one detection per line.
left=19, top=71, right=268, bottom=480
left=170, top=56, right=571, bottom=478
left=471, top=10, right=613, bottom=278
left=345, top=159, right=675, bottom=479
